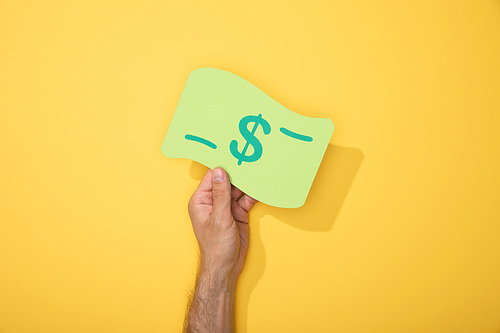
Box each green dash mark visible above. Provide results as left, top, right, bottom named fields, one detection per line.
left=185, top=134, right=217, bottom=149
left=279, top=127, right=313, bottom=142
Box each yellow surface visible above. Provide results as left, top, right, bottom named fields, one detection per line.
left=1, top=1, right=499, bottom=332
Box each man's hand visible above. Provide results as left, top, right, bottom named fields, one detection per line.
left=185, top=167, right=258, bottom=333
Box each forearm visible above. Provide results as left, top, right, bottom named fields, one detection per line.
left=184, top=263, right=236, bottom=333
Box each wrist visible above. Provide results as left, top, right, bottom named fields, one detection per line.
left=199, top=250, right=238, bottom=282
left=198, top=260, right=237, bottom=293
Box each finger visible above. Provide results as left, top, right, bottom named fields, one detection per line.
left=197, top=169, right=213, bottom=192
left=232, top=192, right=258, bottom=224
left=231, top=185, right=243, bottom=201
left=231, top=185, right=248, bottom=223
left=190, top=169, right=213, bottom=205
left=231, top=199, right=249, bottom=223
left=237, top=194, right=259, bottom=213
left=211, top=167, right=232, bottom=217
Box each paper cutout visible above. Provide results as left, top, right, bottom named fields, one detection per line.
left=161, top=68, right=334, bottom=208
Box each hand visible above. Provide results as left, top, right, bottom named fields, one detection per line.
left=185, top=167, right=258, bottom=332
left=188, top=167, right=258, bottom=282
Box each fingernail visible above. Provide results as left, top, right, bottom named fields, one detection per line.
left=213, top=168, right=224, bottom=183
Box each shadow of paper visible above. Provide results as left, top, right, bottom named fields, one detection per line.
left=188, top=144, right=363, bottom=332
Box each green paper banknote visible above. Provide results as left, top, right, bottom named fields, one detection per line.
left=161, top=68, right=334, bottom=208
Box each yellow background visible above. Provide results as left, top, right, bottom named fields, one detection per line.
left=1, top=1, right=499, bottom=332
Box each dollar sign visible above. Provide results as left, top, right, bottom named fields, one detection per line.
left=230, top=114, right=271, bottom=166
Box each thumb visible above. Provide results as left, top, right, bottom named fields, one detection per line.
left=211, top=167, right=231, bottom=217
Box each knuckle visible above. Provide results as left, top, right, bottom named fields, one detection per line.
left=212, top=188, right=228, bottom=199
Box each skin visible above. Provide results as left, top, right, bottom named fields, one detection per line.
left=184, top=167, right=258, bottom=333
